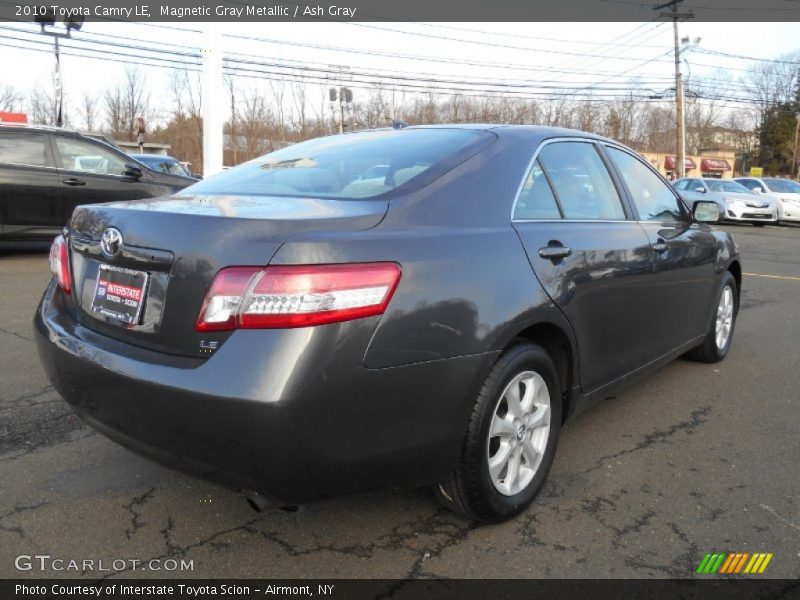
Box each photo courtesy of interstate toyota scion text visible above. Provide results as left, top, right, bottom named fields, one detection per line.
left=35, top=125, right=741, bottom=522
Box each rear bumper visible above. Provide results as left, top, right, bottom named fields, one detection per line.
left=34, top=282, right=495, bottom=502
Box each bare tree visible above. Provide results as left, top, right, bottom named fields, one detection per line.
left=0, top=83, right=22, bottom=112
left=269, top=79, right=286, bottom=142
left=121, top=66, right=151, bottom=140
left=103, top=83, right=125, bottom=138
left=28, top=75, right=61, bottom=126
left=237, top=87, right=275, bottom=158
left=291, top=80, right=308, bottom=139
left=79, top=91, right=99, bottom=131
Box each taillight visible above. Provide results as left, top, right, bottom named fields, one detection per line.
left=196, top=263, right=402, bottom=331
left=49, top=235, right=72, bottom=294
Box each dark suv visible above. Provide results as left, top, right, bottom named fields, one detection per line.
left=0, top=125, right=196, bottom=241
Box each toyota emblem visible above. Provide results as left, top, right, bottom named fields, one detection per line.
left=100, top=227, right=123, bottom=258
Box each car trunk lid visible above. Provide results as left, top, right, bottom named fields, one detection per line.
left=67, top=193, right=388, bottom=358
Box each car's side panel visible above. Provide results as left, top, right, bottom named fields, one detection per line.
left=514, top=221, right=655, bottom=392
left=636, top=220, right=719, bottom=350
left=0, top=130, right=62, bottom=230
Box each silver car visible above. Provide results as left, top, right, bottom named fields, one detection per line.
left=673, top=177, right=777, bottom=226
left=734, top=177, right=800, bottom=223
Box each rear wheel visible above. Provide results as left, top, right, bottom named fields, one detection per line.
left=435, top=343, right=561, bottom=522
left=686, top=271, right=738, bottom=363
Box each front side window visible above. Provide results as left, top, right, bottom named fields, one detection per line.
left=0, top=132, right=50, bottom=167
left=706, top=180, right=751, bottom=194
left=146, top=158, right=188, bottom=177
left=185, top=128, right=494, bottom=199
left=537, top=141, right=625, bottom=220
left=55, top=137, right=127, bottom=176
left=689, top=179, right=706, bottom=192
left=606, top=146, right=684, bottom=222
left=514, top=159, right=561, bottom=220
left=738, top=179, right=764, bottom=193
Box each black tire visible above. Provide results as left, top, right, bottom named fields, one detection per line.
left=434, top=342, right=562, bottom=522
left=686, top=271, right=738, bottom=363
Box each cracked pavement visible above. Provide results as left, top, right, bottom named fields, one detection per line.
left=0, top=226, right=798, bottom=579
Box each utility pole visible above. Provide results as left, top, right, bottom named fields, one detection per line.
left=793, top=112, right=800, bottom=179
left=202, top=26, right=224, bottom=177
left=228, top=77, right=237, bottom=166
left=338, top=87, right=345, bottom=134
left=36, top=11, right=83, bottom=128
left=655, top=0, right=693, bottom=179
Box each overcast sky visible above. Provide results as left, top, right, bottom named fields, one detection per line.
left=1, top=21, right=798, bottom=123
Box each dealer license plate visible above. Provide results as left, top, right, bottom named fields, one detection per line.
left=90, top=265, right=149, bottom=326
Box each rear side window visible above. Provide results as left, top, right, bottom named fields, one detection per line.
left=537, top=141, right=625, bottom=220
left=514, top=159, right=561, bottom=220
left=674, top=179, right=689, bottom=190
left=185, top=128, right=494, bottom=199
left=0, top=132, right=51, bottom=167
left=606, top=147, right=684, bottom=222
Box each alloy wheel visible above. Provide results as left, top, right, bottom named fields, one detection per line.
left=715, top=285, right=734, bottom=350
left=487, top=371, right=551, bottom=496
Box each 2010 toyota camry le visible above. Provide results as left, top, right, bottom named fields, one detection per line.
left=35, top=125, right=741, bottom=522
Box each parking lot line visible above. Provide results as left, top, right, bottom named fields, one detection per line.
left=743, top=272, right=800, bottom=282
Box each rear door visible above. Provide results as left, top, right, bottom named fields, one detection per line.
left=52, top=134, right=154, bottom=222
left=603, top=144, right=717, bottom=358
left=512, top=139, right=656, bottom=393
left=0, top=129, right=61, bottom=227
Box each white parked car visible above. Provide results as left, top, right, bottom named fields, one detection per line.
left=735, top=177, right=800, bottom=223
left=674, top=177, right=777, bottom=225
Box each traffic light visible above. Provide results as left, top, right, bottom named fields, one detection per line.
left=66, top=14, right=84, bottom=32
left=34, top=8, right=56, bottom=27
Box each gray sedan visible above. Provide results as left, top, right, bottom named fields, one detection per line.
left=673, top=177, right=777, bottom=225
left=35, top=126, right=740, bottom=522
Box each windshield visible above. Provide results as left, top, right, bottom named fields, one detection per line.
left=764, top=178, right=800, bottom=193
left=705, top=180, right=751, bottom=193
left=184, top=128, right=493, bottom=199
left=138, top=156, right=190, bottom=177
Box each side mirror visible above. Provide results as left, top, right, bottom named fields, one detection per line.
left=693, top=200, right=722, bottom=223
left=694, top=186, right=706, bottom=193
left=123, top=163, right=143, bottom=180
left=753, top=188, right=763, bottom=194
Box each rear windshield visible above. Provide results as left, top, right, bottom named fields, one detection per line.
left=764, top=178, right=800, bottom=194
left=706, top=180, right=750, bottom=193
left=184, top=128, right=493, bottom=199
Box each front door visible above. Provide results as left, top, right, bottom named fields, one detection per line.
left=603, top=145, right=717, bottom=357
left=52, top=135, right=153, bottom=223
left=512, top=140, right=655, bottom=393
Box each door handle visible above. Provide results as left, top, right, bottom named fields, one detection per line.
left=653, top=241, right=669, bottom=253
left=62, top=178, right=86, bottom=186
left=538, top=244, right=572, bottom=260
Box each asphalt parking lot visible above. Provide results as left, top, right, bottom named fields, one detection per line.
left=0, top=224, right=798, bottom=580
